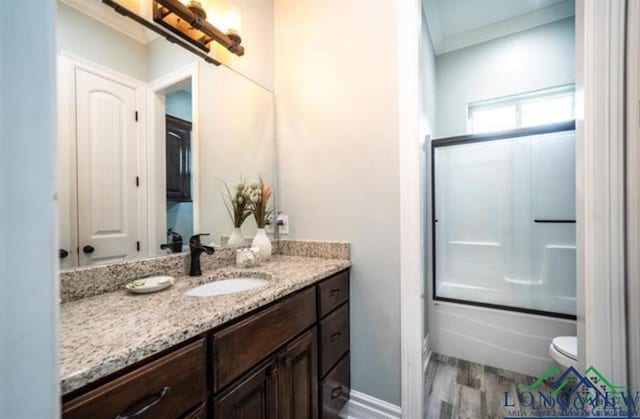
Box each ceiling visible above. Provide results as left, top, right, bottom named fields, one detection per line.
left=423, top=0, right=575, bottom=55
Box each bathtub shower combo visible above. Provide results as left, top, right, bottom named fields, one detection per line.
left=431, top=121, right=577, bottom=373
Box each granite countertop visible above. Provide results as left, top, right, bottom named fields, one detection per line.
left=60, top=255, right=351, bottom=395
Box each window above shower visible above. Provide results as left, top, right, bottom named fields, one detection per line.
left=468, top=85, right=575, bottom=134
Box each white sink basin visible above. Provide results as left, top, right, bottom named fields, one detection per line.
left=184, top=277, right=268, bottom=297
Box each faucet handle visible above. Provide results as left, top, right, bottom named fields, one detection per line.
left=189, top=233, right=210, bottom=245
left=168, top=230, right=183, bottom=243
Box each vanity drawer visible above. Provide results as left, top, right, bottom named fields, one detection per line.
left=182, top=402, right=207, bottom=419
left=212, top=287, right=317, bottom=391
left=319, top=303, right=349, bottom=377
left=62, top=338, right=206, bottom=419
left=318, top=270, right=349, bottom=318
left=320, top=355, right=350, bottom=419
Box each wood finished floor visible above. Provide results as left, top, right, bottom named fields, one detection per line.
left=424, top=353, right=550, bottom=419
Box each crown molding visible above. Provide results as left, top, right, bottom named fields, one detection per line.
left=60, top=0, right=157, bottom=44
left=424, top=0, right=575, bottom=55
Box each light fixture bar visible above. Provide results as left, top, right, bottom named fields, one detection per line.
left=154, top=0, right=244, bottom=56
left=102, top=0, right=221, bottom=66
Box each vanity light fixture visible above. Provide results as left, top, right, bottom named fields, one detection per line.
left=153, top=0, right=244, bottom=56
left=102, top=0, right=221, bottom=65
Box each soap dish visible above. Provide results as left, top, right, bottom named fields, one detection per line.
left=126, top=276, right=175, bottom=294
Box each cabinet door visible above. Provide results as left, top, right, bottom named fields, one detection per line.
left=279, top=329, right=318, bottom=419
left=165, top=115, right=192, bottom=202
left=214, top=358, right=278, bottom=419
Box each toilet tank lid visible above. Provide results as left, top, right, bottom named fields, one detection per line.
left=552, top=336, right=577, bottom=360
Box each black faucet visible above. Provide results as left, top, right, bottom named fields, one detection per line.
left=160, top=230, right=183, bottom=253
left=189, top=234, right=215, bottom=276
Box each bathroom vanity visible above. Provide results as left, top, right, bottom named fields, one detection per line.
left=60, top=250, right=351, bottom=419
left=55, top=2, right=351, bottom=417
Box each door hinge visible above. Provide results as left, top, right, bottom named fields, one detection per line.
left=136, top=176, right=140, bottom=187
left=136, top=241, right=141, bottom=252
left=135, top=111, right=139, bottom=122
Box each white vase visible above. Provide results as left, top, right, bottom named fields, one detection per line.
left=227, top=227, right=245, bottom=247
left=252, top=228, right=272, bottom=261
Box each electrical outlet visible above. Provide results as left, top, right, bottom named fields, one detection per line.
left=277, top=214, right=289, bottom=235
left=265, top=220, right=275, bottom=234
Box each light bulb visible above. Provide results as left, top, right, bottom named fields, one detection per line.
left=222, top=10, right=241, bottom=35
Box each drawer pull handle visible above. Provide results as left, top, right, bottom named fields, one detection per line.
left=329, top=289, right=341, bottom=297
left=331, top=387, right=342, bottom=400
left=330, top=332, right=342, bottom=342
left=115, top=386, right=170, bottom=419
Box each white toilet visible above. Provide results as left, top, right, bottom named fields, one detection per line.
left=549, top=336, right=578, bottom=369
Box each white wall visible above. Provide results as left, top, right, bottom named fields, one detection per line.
left=197, top=64, right=275, bottom=243
left=421, top=9, right=437, bottom=340
left=148, top=41, right=275, bottom=244
left=57, top=2, right=148, bottom=81
left=274, top=0, right=401, bottom=405
left=421, top=11, right=437, bottom=137
left=207, top=0, right=275, bottom=91
left=435, top=18, right=576, bottom=138
left=0, top=1, right=59, bottom=417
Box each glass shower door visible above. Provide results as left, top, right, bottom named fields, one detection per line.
left=432, top=126, right=576, bottom=318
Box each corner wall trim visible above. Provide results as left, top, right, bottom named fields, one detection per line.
left=576, top=0, right=628, bottom=384
left=423, top=334, right=432, bottom=373
left=398, top=0, right=426, bottom=417
left=339, top=391, right=402, bottom=419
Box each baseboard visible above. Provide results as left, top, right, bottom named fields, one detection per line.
left=339, top=390, right=402, bottom=419
left=423, top=333, right=432, bottom=373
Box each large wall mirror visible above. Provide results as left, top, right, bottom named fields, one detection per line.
left=57, top=0, right=276, bottom=269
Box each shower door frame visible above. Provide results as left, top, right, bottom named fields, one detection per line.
left=431, top=120, right=577, bottom=320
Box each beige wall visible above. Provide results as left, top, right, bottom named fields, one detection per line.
left=274, top=0, right=401, bottom=405
left=208, top=0, right=274, bottom=91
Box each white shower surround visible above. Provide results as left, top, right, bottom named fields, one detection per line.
left=431, top=129, right=577, bottom=376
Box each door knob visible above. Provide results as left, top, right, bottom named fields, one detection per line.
left=59, top=249, right=69, bottom=259
left=83, top=245, right=95, bottom=254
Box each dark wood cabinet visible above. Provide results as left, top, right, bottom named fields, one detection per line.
left=317, top=272, right=350, bottom=418
left=62, top=339, right=206, bottom=419
left=212, top=287, right=316, bottom=391
left=63, top=269, right=350, bottom=419
left=279, top=329, right=319, bottom=419
left=166, top=114, right=192, bottom=202
left=214, top=358, right=279, bottom=419
left=319, top=303, right=349, bottom=377
left=317, top=270, right=349, bottom=318
left=320, top=356, right=350, bottom=419
left=182, top=402, right=207, bottom=419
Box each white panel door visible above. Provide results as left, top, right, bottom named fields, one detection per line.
left=76, top=68, right=140, bottom=265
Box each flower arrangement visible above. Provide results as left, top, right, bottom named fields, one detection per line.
left=222, top=180, right=252, bottom=228
left=247, top=177, right=273, bottom=229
